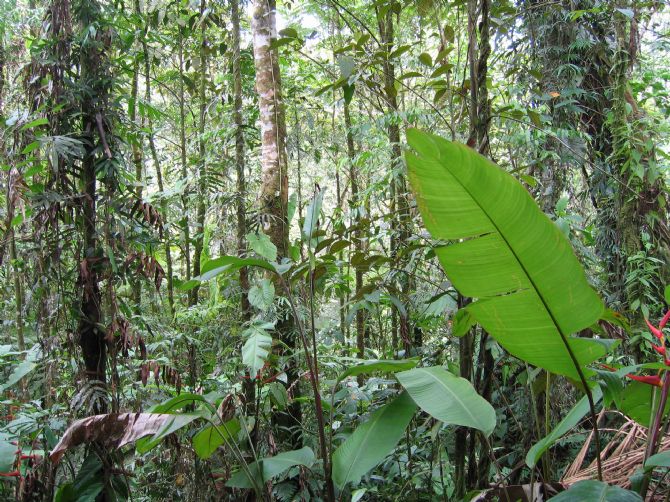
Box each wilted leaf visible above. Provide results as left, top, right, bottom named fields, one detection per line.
left=50, top=413, right=200, bottom=464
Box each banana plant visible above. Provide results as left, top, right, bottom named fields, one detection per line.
left=405, top=129, right=606, bottom=381
left=405, top=129, right=609, bottom=477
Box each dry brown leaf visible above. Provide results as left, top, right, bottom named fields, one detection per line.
left=50, top=413, right=182, bottom=464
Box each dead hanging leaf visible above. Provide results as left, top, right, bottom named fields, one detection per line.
left=123, top=252, right=165, bottom=292
left=129, top=200, right=163, bottom=235
left=137, top=363, right=182, bottom=394
left=50, top=413, right=195, bottom=464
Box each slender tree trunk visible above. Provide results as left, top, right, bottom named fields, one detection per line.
left=191, top=0, right=208, bottom=304
left=455, top=0, right=485, bottom=494
left=129, top=57, right=143, bottom=310
left=343, top=102, right=366, bottom=359
left=10, top=228, right=24, bottom=353
left=377, top=6, right=410, bottom=355
left=251, top=0, right=303, bottom=449
left=232, top=0, right=255, bottom=428
left=77, top=1, right=108, bottom=410
left=140, top=1, right=174, bottom=315
left=178, top=26, right=192, bottom=298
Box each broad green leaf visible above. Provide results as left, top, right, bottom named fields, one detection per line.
left=405, top=130, right=606, bottom=380
left=332, top=392, right=416, bottom=489
left=418, top=52, right=432, bottom=66
left=178, top=256, right=275, bottom=290
left=20, top=117, right=49, bottom=131
left=645, top=450, right=670, bottom=471
left=618, top=381, right=670, bottom=427
left=337, top=55, right=355, bottom=79
left=147, top=393, right=212, bottom=414
left=135, top=414, right=201, bottom=454
left=0, top=436, right=15, bottom=472
left=176, top=279, right=200, bottom=291
left=336, top=358, right=419, bottom=384
left=0, top=360, right=37, bottom=392
left=526, top=386, right=603, bottom=467
left=279, top=27, right=298, bottom=39
left=550, top=480, right=642, bottom=502
left=247, top=232, right=277, bottom=261
left=396, top=366, right=496, bottom=436
left=200, top=256, right=274, bottom=278
left=664, top=284, right=669, bottom=305
left=73, top=454, right=103, bottom=502
left=451, top=308, right=475, bottom=337
left=226, top=446, right=315, bottom=489
left=193, top=419, right=240, bottom=459
left=248, top=279, right=275, bottom=310
left=54, top=483, right=75, bottom=502
left=242, top=322, right=273, bottom=377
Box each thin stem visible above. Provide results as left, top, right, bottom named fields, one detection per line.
left=640, top=370, right=670, bottom=498
left=280, top=276, right=335, bottom=501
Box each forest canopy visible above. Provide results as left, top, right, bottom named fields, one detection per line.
left=0, top=0, right=669, bottom=500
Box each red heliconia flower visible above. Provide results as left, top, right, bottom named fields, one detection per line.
left=646, top=319, right=664, bottom=341
left=660, top=311, right=670, bottom=329
left=627, top=374, right=663, bottom=387
left=644, top=310, right=670, bottom=366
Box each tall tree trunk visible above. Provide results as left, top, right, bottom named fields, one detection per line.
left=177, top=25, right=192, bottom=298
left=251, top=0, right=302, bottom=447
left=129, top=57, right=143, bottom=310
left=139, top=0, right=174, bottom=315
left=456, top=0, right=492, bottom=493
left=343, top=101, right=366, bottom=359
left=191, top=0, right=208, bottom=304
left=77, top=1, right=108, bottom=410
left=231, top=0, right=254, bottom=427
left=377, top=6, right=411, bottom=355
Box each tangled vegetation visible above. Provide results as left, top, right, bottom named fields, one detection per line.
left=0, top=0, right=669, bottom=501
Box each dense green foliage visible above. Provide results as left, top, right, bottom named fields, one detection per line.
left=0, top=0, right=669, bottom=501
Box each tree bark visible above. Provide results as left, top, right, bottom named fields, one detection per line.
left=77, top=2, right=107, bottom=410
left=251, top=0, right=302, bottom=448
left=191, top=0, right=208, bottom=304
left=140, top=0, right=174, bottom=315
left=177, top=24, right=192, bottom=299
left=231, top=0, right=255, bottom=431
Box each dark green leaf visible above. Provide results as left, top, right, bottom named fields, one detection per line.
left=227, top=446, right=315, bottom=489
left=550, top=480, right=642, bottom=502
left=332, top=392, right=416, bottom=489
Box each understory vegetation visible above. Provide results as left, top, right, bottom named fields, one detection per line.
left=0, top=0, right=669, bottom=500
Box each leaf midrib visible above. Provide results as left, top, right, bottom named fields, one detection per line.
left=427, top=144, right=582, bottom=373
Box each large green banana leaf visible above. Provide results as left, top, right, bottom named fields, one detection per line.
left=405, top=129, right=606, bottom=380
